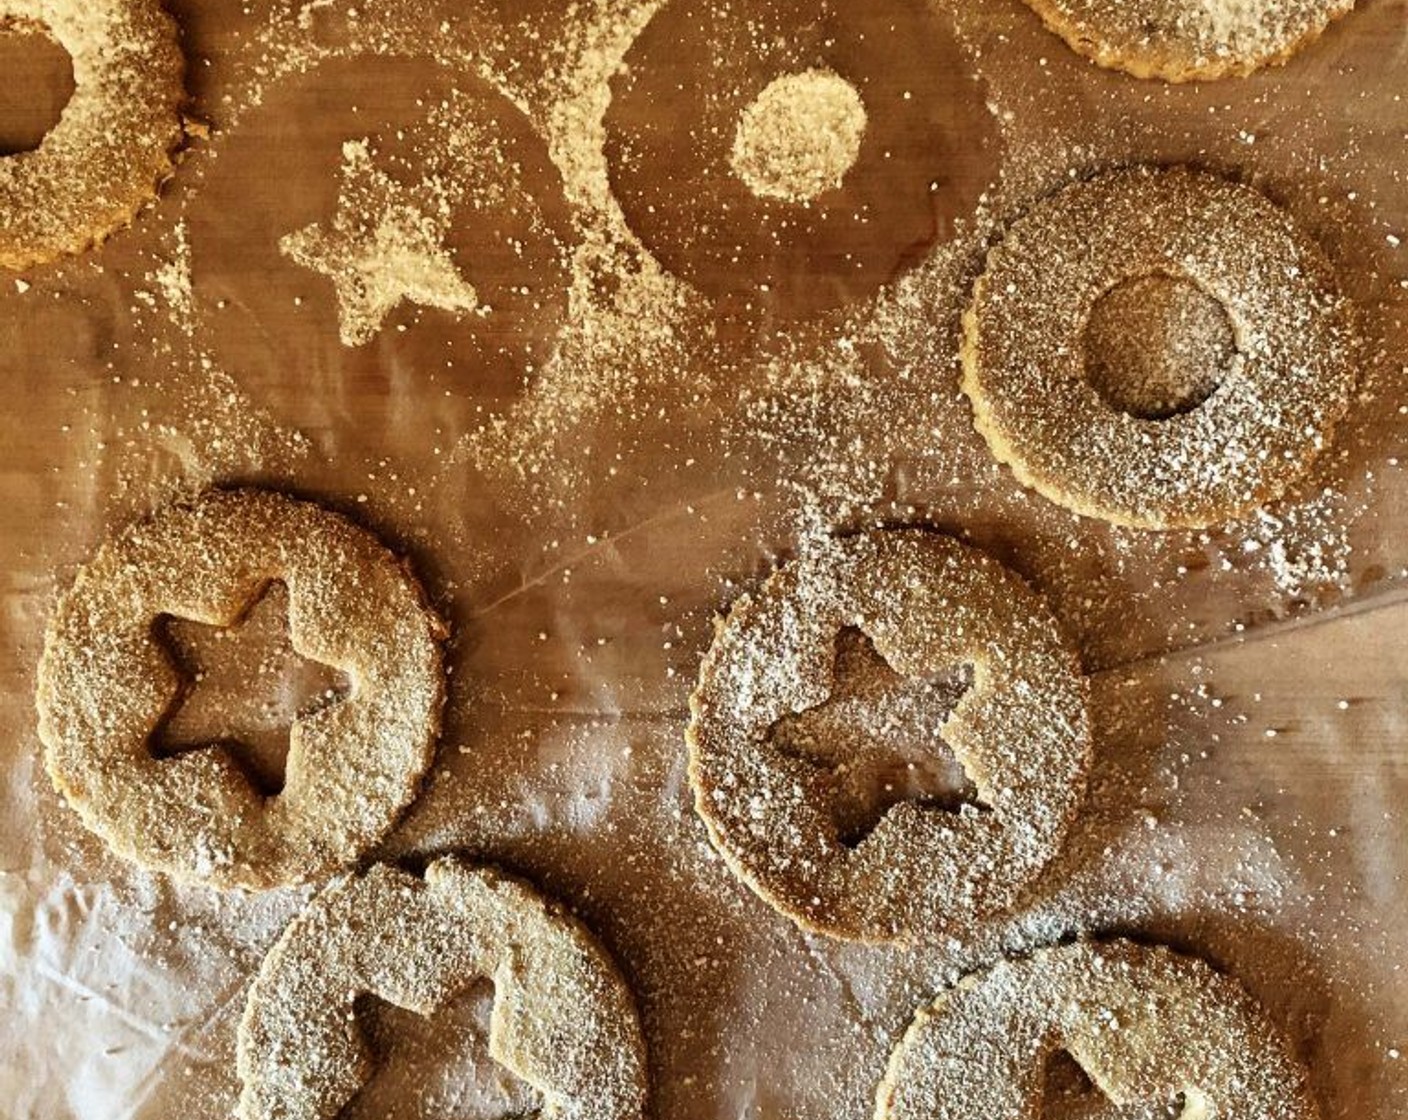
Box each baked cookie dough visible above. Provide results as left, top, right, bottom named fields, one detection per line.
left=962, top=166, right=1357, bottom=530
left=1020, top=0, right=1354, bottom=82
left=237, top=858, right=648, bottom=1120
left=687, top=530, right=1092, bottom=944
left=0, top=0, right=186, bottom=269
left=876, top=939, right=1319, bottom=1120
left=36, top=488, right=446, bottom=890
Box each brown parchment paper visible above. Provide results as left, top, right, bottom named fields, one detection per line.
left=1, top=1, right=1406, bottom=1118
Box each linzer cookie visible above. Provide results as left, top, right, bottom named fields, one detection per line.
left=687, top=530, right=1092, bottom=944
left=0, top=0, right=186, bottom=269
left=36, top=488, right=446, bottom=890
left=877, top=939, right=1319, bottom=1120
left=237, top=859, right=649, bottom=1120
left=1020, top=0, right=1354, bottom=82
left=962, top=166, right=1357, bottom=529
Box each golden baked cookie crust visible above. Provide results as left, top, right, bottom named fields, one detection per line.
left=877, top=939, right=1319, bottom=1119
left=237, top=859, right=649, bottom=1120
left=0, top=0, right=186, bottom=269
left=1021, top=0, right=1355, bottom=82
left=687, top=530, right=1092, bottom=944
left=36, top=488, right=447, bottom=890
left=962, top=166, right=1358, bottom=530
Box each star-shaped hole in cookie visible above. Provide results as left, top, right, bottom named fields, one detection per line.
left=346, top=981, right=544, bottom=1120
left=150, top=581, right=352, bottom=797
left=1041, top=1050, right=1190, bottom=1120
left=767, top=626, right=989, bottom=848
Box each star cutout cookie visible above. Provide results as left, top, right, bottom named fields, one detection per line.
left=280, top=139, right=479, bottom=347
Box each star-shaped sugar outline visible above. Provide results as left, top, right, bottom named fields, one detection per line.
left=280, top=139, right=482, bottom=347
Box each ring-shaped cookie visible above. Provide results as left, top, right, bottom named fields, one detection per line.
left=1020, top=0, right=1354, bottom=82
left=876, top=939, right=1318, bottom=1120
left=962, top=166, right=1357, bottom=530
left=0, top=0, right=185, bottom=269
left=687, top=530, right=1092, bottom=944
left=237, top=858, right=649, bottom=1120
left=36, top=488, right=446, bottom=890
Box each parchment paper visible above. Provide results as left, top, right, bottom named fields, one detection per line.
left=1, top=1, right=1405, bottom=1118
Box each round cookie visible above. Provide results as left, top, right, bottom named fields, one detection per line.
left=1020, top=0, right=1354, bottom=82
left=962, top=166, right=1357, bottom=530
left=876, top=939, right=1319, bottom=1120
left=687, top=530, right=1092, bottom=944
left=237, top=858, right=649, bottom=1120
left=36, top=488, right=446, bottom=890
left=0, top=0, right=186, bottom=269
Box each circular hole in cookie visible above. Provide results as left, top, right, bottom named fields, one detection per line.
left=0, top=23, right=75, bottom=156
left=1082, top=273, right=1237, bottom=421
